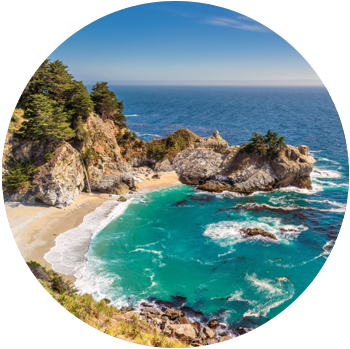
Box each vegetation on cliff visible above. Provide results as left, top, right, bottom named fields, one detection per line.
left=3, top=160, right=38, bottom=191
left=27, top=262, right=187, bottom=347
left=147, top=129, right=199, bottom=160
left=15, top=59, right=125, bottom=144
left=4, top=60, right=136, bottom=196
left=243, top=130, right=287, bottom=155
left=3, top=59, right=313, bottom=201
left=91, top=82, right=126, bottom=123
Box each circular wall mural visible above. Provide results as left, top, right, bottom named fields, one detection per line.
left=3, top=2, right=348, bottom=347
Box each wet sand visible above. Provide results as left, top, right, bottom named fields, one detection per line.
left=5, top=171, right=181, bottom=282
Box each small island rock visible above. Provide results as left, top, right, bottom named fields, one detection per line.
left=240, top=227, right=277, bottom=240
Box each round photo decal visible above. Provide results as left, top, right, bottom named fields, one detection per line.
left=3, top=1, right=347, bottom=347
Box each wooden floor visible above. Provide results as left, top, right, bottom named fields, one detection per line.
left=1, top=259, right=350, bottom=349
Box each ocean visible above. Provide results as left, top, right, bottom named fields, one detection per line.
left=45, top=86, right=348, bottom=335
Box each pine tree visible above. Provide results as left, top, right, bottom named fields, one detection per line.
left=91, top=82, right=126, bottom=122
left=248, top=132, right=266, bottom=154
left=64, top=80, right=94, bottom=141
left=246, top=130, right=286, bottom=154
left=16, top=94, right=75, bottom=143
left=64, top=80, right=94, bottom=121
left=18, top=59, right=74, bottom=109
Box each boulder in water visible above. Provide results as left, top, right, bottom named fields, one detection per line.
left=277, top=277, right=290, bottom=282
left=240, top=227, right=277, bottom=240
left=118, top=196, right=127, bottom=202
left=191, top=322, right=201, bottom=332
left=207, top=319, right=219, bottom=329
left=235, top=327, right=253, bottom=336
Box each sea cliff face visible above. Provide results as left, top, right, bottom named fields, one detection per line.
left=152, top=131, right=315, bottom=194
left=79, top=115, right=136, bottom=195
left=2, top=112, right=315, bottom=206
left=2, top=133, right=84, bottom=207
left=2, top=113, right=138, bottom=206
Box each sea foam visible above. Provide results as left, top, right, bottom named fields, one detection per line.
left=44, top=200, right=131, bottom=277
left=203, top=217, right=307, bottom=247
left=243, top=274, right=295, bottom=317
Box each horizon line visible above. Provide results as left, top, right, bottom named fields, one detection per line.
left=83, top=79, right=323, bottom=87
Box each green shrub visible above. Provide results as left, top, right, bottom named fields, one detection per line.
left=44, top=150, right=55, bottom=162
left=147, top=128, right=197, bottom=160
left=27, top=260, right=41, bottom=267
left=3, top=160, right=39, bottom=192
left=74, top=117, right=91, bottom=143
left=83, top=148, right=98, bottom=161
left=91, top=82, right=126, bottom=122
left=15, top=94, right=75, bottom=143
left=245, top=130, right=286, bottom=155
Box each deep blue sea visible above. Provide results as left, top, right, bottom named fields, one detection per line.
left=46, top=86, right=348, bottom=335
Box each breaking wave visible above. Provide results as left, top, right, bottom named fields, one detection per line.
left=44, top=200, right=131, bottom=277
left=243, top=274, right=295, bottom=317
left=203, top=217, right=307, bottom=247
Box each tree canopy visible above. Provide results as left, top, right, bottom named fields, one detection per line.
left=91, top=82, right=126, bottom=123
left=245, top=130, right=287, bottom=154
left=16, top=60, right=125, bottom=143
left=16, top=94, right=75, bottom=143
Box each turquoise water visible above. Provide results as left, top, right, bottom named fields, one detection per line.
left=49, top=86, right=348, bottom=335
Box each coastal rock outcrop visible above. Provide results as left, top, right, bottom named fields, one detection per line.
left=240, top=227, right=277, bottom=240
left=234, top=203, right=301, bottom=213
left=172, top=148, right=224, bottom=185
left=154, top=159, right=173, bottom=172
left=2, top=138, right=85, bottom=207
left=193, top=130, right=229, bottom=153
left=3, top=112, right=316, bottom=206
left=167, top=131, right=315, bottom=194
left=80, top=115, right=135, bottom=194
left=135, top=306, right=230, bottom=345
left=3, top=113, right=137, bottom=206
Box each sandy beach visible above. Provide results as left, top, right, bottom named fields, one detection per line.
left=5, top=171, right=180, bottom=282
left=137, top=171, right=181, bottom=192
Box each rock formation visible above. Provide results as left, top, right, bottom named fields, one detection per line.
left=2, top=113, right=138, bottom=206
left=240, top=227, right=278, bottom=240
left=142, top=130, right=315, bottom=194
left=3, top=112, right=316, bottom=206
left=130, top=306, right=232, bottom=345
left=2, top=136, right=85, bottom=207
left=234, top=203, right=301, bottom=213
left=79, top=114, right=136, bottom=195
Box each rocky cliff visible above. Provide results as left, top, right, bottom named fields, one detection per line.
left=2, top=111, right=315, bottom=206
left=2, top=112, right=140, bottom=206
left=2, top=134, right=85, bottom=207
left=146, top=131, right=316, bottom=194
left=78, top=115, right=136, bottom=195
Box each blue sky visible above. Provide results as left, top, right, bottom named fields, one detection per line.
left=48, top=1, right=321, bottom=85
